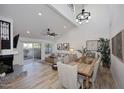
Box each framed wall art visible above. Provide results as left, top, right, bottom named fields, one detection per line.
left=57, top=43, right=70, bottom=51
left=0, top=20, right=11, bottom=49
left=45, top=43, right=52, bottom=54
left=112, top=31, right=124, bottom=62
left=57, top=43, right=62, bottom=50
left=0, top=35, right=1, bottom=53
left=62, top=43, right=70, bottom=51
left=86, top=40, right=99, bottom=51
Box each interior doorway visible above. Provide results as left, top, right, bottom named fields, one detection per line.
left=23, top=43, right=41, bottom=65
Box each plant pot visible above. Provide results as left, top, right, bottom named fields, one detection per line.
left=102, top=63, right=106, bottom=67
left=80, top=55, right=86, bottom=63
left=0, top=72, right=6, bottom=78
left=102, top=63, right=110, bottom=68
left=106, top=64, right=111, bottom=68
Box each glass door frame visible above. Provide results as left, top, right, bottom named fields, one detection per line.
left=23, top=42, right=42, bottom=63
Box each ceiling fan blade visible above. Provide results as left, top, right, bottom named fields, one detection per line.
left=54, top=33, right=58, bottom=36
left=41, top=28, right=58, bottom=37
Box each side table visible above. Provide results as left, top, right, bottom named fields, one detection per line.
left=52, top=63, right=57, bottom=70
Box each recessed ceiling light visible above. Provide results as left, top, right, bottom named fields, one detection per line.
left=38, top=12, right=42, bottom=16
left=76, top=19, right=78, bottom=22
left=26, top=30, right=30, bottom=34
left=64, top=26, right=67, bottom=29
left=88, top=16, right=91, bottom=19
left=79, top=21, right=82, bottom=24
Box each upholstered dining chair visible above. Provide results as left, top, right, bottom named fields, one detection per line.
left=57, top=62, right=84, bottom=89
left=91, top=57, right=101, bottom=88
left=63, top=55, right=70, bottom=64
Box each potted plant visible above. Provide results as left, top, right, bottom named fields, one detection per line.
left=97, top=38, right=110, bottom=68
left=77, top=46, right=87, bottom=55
left=0, top=63, right=8, bottom=78
left=77, top=46, right=87, bottom=62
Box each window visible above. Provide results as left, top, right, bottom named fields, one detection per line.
left=45, top=43, right=52, bottom=54
left=67, top=4, right=75, bottom=13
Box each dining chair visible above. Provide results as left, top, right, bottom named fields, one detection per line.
left=91, top=57, right=101, bottom=88
left=57, top=62, right=84, bottom=89
left=63, top=55, right=69, bottom=64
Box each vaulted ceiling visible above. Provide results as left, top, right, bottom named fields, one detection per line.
left=0, top=4, right=76, bottom=40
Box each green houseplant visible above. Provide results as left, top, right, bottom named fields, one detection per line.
left=97, top=38, right=111, bottom=68
left=77, top=46, right=87, bottom=56
left=77, top=46, right=87, bottom=62
left=0, top=62, right=8, bottom=75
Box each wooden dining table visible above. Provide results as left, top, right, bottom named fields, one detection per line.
left=68, top=58, right=97, bottom=89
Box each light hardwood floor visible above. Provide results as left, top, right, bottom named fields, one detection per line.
left=1, top=62, right=117, bottom=89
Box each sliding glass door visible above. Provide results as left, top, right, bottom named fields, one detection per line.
left=33, top=43, right=41, bottom=61
left=23, top=43, right=41, bottom=64
left=23, top=43, right=33, bottom=60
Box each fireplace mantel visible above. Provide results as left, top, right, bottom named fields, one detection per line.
left=0, top=50, right=18, bottom=56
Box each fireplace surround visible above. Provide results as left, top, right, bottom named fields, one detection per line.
left=0, top=16, right=15, bottom=74
left=0, top=55, right=14, bottom=73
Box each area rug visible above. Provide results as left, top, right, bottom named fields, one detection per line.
left=0, top=71, right=27, bottom=88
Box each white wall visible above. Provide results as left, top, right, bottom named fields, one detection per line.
left=109, top=5, right=124, bottom=88
left=13, top=37, right=55, bottom=65
left=55, top=5, right=110, bottom=51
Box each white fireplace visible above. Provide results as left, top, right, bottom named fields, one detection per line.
left=0, top=16, right=18, bottom=73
